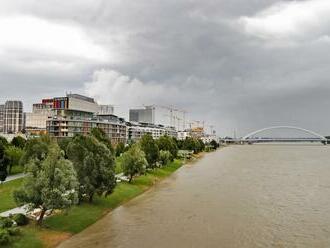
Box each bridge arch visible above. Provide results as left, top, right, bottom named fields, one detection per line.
left=242, top=126, right=327, bottom=141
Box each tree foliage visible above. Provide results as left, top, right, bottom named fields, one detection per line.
left=0, top=143, right=9, bottom=182
left=90, top=128, right=114, bottom=153
left=121, top=144, right=147, bottom=182
left=115, top=142, right=125, bottom=157
left=4, top=146, right=24, bottom=174
left=11, top=136, right=26, bottom=149
left=182, top=137, right=205, bottom=153
left=157, top=136, right=178, bottom=160
left=14, top=143, right=78, bottom=225
left=66, top=135, right=116, bottom=203
left=159, top=150, right=171, bottom=166
left=20, top=135, right=53, bottom=167
left=139, top=134, right=159, bottom=169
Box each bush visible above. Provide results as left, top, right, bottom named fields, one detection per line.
left=0, top=229, right=10, bottom=245
left=159, top=150, right=172, bottom=166
left=13, top=214, right=29, bottom=226
left=0, top=217, right=13, bottom=228
left=7, top=227, right=21, bottom=236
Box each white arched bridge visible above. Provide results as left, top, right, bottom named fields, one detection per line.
left=238, top=126, right=327, bottom=144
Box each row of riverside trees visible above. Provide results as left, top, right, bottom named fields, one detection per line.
left=3, top=129, right=217, bottom=225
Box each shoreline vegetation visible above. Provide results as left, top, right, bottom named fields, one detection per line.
left=0, top=130, right=219, bottom=247
left=4, top=156, right=205, bottom=248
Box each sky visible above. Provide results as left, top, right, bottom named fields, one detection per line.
left=0, top=0, right=330, bottom=137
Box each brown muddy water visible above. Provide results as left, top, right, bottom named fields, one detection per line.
left=59, top=144, right=330, bottom=248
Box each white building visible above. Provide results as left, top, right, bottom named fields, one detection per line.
left=128, top=122, right=177, bottom=141
left=129, top=105, right=185, bottom=131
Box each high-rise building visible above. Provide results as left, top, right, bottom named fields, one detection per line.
left=0, top=105, right=4, bottom=133
left=129, top=105, right=185, bottom=130
left=2, top=101, right=24, bottom=134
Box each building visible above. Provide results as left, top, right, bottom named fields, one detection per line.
left=129, top=107, right=153, bottom=124
left=177, top=130, right=190, bottom=140
left=25, top=99, right=53, bottom=135
left=127, top=122, right=177, bottom=142
left=0, top=105, right=4, bottom=133
left=98, top=105, right=114, bottom=116
left=46, top=94, right=126, bottom=145
left=0, top=101, right=24, bottom=134
left=129, top=105, right=186, bottom=131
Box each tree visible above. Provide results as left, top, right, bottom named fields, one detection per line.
left=115, top=142, right=125, bottom=157
left=14, top=144, right=78, bottom=225
left=139, top=134, right=159, bottom=169
left=0, top=136, right=8, bottom=148
left=11, top=136, right=26, bottom=149
left=157, top=136, right=178, bottom=160
left=210, top=140, right=219, bottom=150
left=20, top=135, right=53, bottom=167
left=66, top=135, right=116, bottom=203
left=4, top=146, right=24, bottom=174
left=121, top=144, right=147, bottom=183
left=0, top=143, right=9, bottom=183
left=90, top=128, right=114, bottom=153
left=159, top=150, right=171, bottom=167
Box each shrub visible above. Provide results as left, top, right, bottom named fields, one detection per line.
left=159, top=150, right=172, bottom=166
left=0, top=229, right=10, bottom=245
left=13, top=214, right=29, bottom=226
left=7, top=227, right=21, bottom=236
left=0, top=217, right=13, bottom=228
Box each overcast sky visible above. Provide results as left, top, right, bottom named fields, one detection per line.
left=0, top=0, right=330, bottom=136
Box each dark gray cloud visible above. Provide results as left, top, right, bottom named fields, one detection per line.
left=0, top=0, right=330, bottom=136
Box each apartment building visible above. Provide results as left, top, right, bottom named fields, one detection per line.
left=0, top=101, right=24, bottom=134
left=127, top=122, right=177, bottom=142
left=46, top=94, right=126, bottom=145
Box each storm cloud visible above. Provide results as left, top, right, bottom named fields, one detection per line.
left=0, top=0, right=329, bottom=136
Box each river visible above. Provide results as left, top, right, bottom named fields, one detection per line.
left=59, top=144, right=330, bottom=248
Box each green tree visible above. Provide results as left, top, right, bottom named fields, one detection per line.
left=66, top=135, right=116, bottom=203
left=0, top=136, right=8, bottom=147
left=90, top=128, right=114, bottom=153
left=159, top=150, right=171, bottom=166
left=0, top=143, right=9, bottom=183
left=11, top=136, right=26, bottom=149
left=157, top=136, right=178, bottom=160
left=14, top=144, right=78, bottom=225
left=121, top=144, right=147, bottom=183
left=139, top=134, right=159, bottom=169
left=20, top=135, right=53, bottom=167
left=115, top=142, right=125, bottom=157
left=4, top=146, right=24, bottom=174
left=210, top=140, right=218, bottom=150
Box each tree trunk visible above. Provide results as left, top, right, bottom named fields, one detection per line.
left=88, top=193, right=94, bottom=203
left=129, top=175, right=133, bottom=183
left=37, top=208, right=46, bottom=226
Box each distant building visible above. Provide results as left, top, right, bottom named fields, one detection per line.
left=98, top=105, right=114, bottom=116
left=177, top=130, right=190, bottom=140
left=25, top=99, right=53, bottom=135
left=0, top=105, right=4, bottom=133
left=1, top=101, right=24, bottom=134
left=129, top=105, right=185, bottom=130
left=127, top=122, right=177, bottom=142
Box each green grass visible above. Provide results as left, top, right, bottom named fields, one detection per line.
left=0, top=178, right=23, bottom=212
left=9, top=165, right=24, bottom=175
left=115, top=156, right=123, bottom=174
left=6, top=227, right=44, bottom=248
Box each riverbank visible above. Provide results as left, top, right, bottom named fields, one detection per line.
left=6, top=158, right=193, bottom=248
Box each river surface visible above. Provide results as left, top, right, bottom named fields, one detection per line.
left=59, top=144, right=330, bottom=248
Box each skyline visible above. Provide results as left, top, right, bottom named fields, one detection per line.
left=1, top=0, right=330, bottom=136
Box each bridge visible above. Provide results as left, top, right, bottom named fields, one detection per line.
left=240, top=126, right=327, bottom=144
